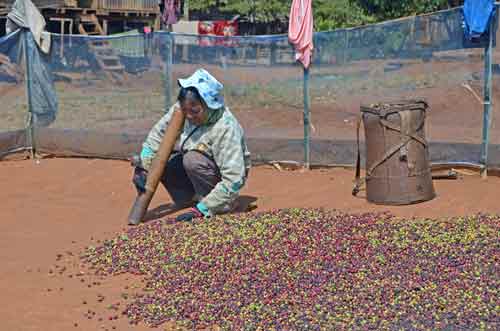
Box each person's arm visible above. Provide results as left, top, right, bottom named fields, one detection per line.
left=196, top=123, right=247, bottom=216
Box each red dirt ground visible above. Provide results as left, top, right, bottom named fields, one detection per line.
left=2, top=158, right=500, bottom=330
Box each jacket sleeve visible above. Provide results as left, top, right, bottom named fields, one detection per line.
left=198, top=123, right=247, bottom=215
left=140, top=104, right=178, bottom=170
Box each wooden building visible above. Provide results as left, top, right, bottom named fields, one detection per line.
left=0, top=0, right=160, bottom=36
left=0, top=0, right=162, bottom=84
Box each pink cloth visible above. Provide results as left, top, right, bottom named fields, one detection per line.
left=162, top=0, right=180, bottom=25
left=288, top=0, right=314, bottom=69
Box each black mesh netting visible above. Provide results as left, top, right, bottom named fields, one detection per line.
left=2, top=7, right=500, bottom=166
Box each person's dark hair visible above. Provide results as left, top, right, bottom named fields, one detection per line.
left=177, top=86, right=203, bottom=105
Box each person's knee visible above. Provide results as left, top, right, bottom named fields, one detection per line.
left=182, top=151, right=206, bottom=175
left=183, top=151, right=221, bottom=198
left=162, top=153, right=183, bottom=182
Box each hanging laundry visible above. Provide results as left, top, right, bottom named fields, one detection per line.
left=288, top=0, right=314, bottom=68
left=198, top=20, right=238, bottom=47
left=162, top=0, right=181, bottom=26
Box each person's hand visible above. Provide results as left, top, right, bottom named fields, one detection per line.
left=176, top=206, right=204, bottom=222
left=132, top=166, right=148, bottom=193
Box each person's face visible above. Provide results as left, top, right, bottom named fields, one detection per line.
left=181, top=98, right=207, bottom=126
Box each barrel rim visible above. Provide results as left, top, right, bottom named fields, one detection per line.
left=360, top=98, right=428, bottom=117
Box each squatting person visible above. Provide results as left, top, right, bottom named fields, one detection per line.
left=131, top=69, right=251, bottom=223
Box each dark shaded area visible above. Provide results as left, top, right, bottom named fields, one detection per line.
left=1, top=127, right=496, bottom=166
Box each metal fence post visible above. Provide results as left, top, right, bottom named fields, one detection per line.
left=164, top=32, right=173, bottom=110
left=23, top=31, right=36, bottom=160
left=303, top=67, right=311, bottom=169
left=480, top=14, right=495, bottom=178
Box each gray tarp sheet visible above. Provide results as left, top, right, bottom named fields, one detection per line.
left=5, top=0, right=58, bottom=127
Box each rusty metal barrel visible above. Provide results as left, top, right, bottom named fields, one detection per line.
left=355, top=99, right=435, bottom=205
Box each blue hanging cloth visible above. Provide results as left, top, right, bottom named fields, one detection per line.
left=463, top=0, right=496, bottom=41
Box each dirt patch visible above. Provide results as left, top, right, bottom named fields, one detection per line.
left=1, top=158, right=500, bottom=330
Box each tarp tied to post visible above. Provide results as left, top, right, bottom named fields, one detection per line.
left=288, top=0, right=314, bottom=69
left=5, top=0, right=58, bottom=127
